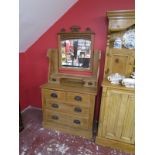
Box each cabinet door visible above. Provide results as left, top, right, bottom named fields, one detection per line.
left=104, top=48, right=134, bottom=78
left=100, top=89, right=135, bottom=144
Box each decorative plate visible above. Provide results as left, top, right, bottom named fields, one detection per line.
left=123, top=29, right=135, bottom=49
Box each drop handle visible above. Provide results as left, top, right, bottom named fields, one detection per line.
left=88, top=82, right=93, bottom=85
left=51, top=115, right=59, bottom=120
left=52, top=78, right=56, bottom=81
left=74, top=96, right=82, bottom=101
left=74, top=107, right=82, bottom=113
left=51, top=103, right=59, bottom=108
left=73, top=120, right=81, bottom=124
left=51, top=93, right=58, bottom=98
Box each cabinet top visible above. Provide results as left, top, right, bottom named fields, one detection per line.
left=107, top=10, right=135, bottom=19
left=102, top=80, right=135, bottom=91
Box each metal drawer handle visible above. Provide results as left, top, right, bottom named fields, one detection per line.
left=51, top=115, right=59, bottom=120
left=88, top=82, right=93, bottom=85
left=52, top=78, right=56, bottom=81
left=73, top=119, right=81, bottom=124
left=74, top=96, right=82, bottom=101
left=51, top=103, right=59, bottom=108
left=51, top=93, right=58, bottom=98
left=74, top=107, right=82, bottom=113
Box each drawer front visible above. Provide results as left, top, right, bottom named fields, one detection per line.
left=43, top=89, right=65, bottom=101
left=66, top=92, right=90, bottom=106
left=109, top=19, right=134, bottom=31
left=45, top=110, right=89, bottom=130
left=46, top=100, right=89, bottom=117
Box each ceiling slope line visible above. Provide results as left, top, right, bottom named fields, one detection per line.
left=19, top=0, right=78, bottom=52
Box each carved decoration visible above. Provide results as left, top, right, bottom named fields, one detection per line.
left=70, top=26, right=81, bottom=32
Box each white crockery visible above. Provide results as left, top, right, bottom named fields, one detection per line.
left=107, top=73, right=125, bottom=84
left=122, top=78, right=135, bottom=88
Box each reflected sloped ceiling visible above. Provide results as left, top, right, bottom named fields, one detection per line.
left=19, top=0, right=78, bottom=52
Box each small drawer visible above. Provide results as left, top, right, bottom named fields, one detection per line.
left=109, top=19, right=134, bottom=31
left=43, top=89, right=65, bottom=101
left=66, top=92, right=90, bottom=106
left=45, top=110, right=89, bottom=129
left=46, top=100, right=89, bottom=117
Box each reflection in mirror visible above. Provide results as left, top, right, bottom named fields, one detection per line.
left=61, top=39, right=91, bottom=68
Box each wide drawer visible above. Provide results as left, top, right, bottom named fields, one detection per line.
left=46, top=100, right=89, bottom=117
left=66, top=92, right=90, bottom=106
left=43, top=89, right=65, bottom=101
left=45, top=109, right=89, bottom=130
left=109, top=19, right=134, bottom=31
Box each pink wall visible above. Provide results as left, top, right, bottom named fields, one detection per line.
left=19, top=0, right=135, bottom=120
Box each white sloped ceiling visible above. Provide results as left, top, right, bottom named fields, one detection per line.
left=19, top=0, right=78, bottom=52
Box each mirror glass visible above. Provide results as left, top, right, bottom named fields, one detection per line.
left=60, top=39, right=91, bottom=68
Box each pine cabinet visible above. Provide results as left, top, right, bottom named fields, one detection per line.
left=103, top=90, right=134, bottom=144
left=96, top=10, right=135, bottom=152
left=96, top=82, right=135, bottom=152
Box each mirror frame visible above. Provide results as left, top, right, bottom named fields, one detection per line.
left=58, top=26, right=95, bottom=72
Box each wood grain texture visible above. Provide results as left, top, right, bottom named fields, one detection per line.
left=96, top=137, right=134, bottom=153
left=107, top=10, right=135, bottom=32
left=96, top=83, right=135, bottom=152
left=41, top=83, right=97, bottom=139
left=96, top=10, right=135, bottom=153
left=45, top=99, right=90, bottom=117
left=43, top=121, right=93, bottom=139
left=104, top=48, right=135, bottom=78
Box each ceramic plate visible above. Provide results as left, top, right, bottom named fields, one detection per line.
left=123, top=29, right=135, bottom=49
